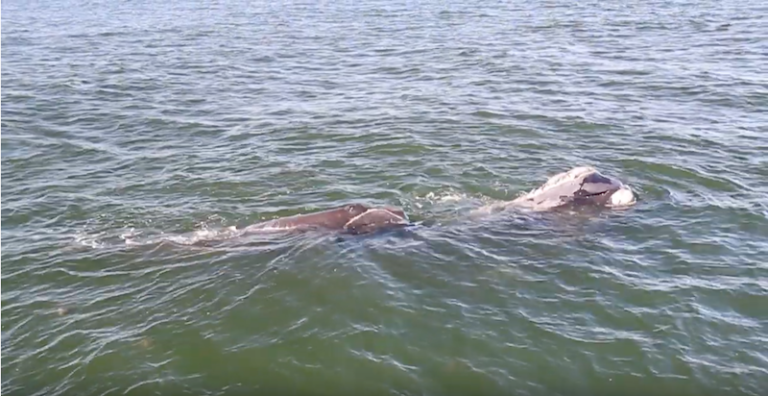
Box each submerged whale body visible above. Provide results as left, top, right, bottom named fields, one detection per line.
left=243, top=203, right=411, bottom=235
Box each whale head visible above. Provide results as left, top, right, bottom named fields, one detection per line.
left=512, top=166, right=637, bottom=210
left=569, top=170, right=636, bottom=207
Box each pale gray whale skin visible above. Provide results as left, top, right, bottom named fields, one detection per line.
left=243, top=203, right=410, bottom=235
left=473, top=166, right=637, bottom=214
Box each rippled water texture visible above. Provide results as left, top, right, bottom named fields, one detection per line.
left=2, top=0, right=767, bottom=395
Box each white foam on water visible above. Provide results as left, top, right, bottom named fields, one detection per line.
left=73, top=230, right=108, bottom=249
left=414, top=190, right=473, bottom=207
left=124, top=225, right=244, bottom=246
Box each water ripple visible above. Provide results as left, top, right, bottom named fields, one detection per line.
left=4, top=0, right=768, bottom=395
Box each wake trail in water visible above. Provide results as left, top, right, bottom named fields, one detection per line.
left=121, top=225, right=245, bottom=247
left=71, top=219, right=319, bottom=253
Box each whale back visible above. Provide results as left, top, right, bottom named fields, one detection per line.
left=244, top=203, right=411, bottom=234
left=245, top=203, right=370, bottom=232
left=343, top=206, right=410, bottom=235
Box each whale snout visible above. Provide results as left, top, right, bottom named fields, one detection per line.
left=608, top=185, right=637, bottom=207
left=577, top=172, right=637, bottom=208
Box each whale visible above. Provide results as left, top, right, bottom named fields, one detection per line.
left=473, top=166, right=637, bottom=214
left=118, top=167, right=639, bottom=249
left=240, top=167, right=635, bottom=238
left=243, top=203, right=411, bottom=235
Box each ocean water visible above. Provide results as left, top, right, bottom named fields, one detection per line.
left=2, top=0, right=767, bottom=395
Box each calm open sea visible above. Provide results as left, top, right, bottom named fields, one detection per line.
left=2, top=0, right=767, bottom=395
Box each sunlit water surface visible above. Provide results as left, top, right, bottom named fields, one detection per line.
left=2, top=0, right=767, bottom=395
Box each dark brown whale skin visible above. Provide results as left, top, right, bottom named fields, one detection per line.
left=243, top=204, right=410, bottom=235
